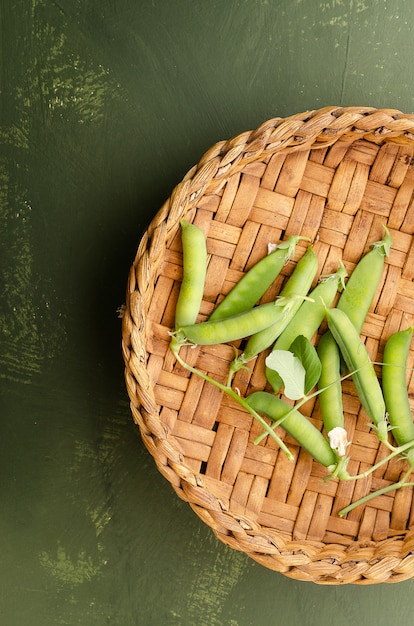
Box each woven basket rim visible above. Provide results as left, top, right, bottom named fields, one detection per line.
left=122, top=106, right=414, bottom=585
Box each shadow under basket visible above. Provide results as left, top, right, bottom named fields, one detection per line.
left=122, top=106, right=414, bottom=584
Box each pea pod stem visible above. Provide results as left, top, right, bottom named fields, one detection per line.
left=327, top=440, right=414, bottom=489
left=169, top=339, right=294, bottom=460
left=339, top=464, right=414, bottom=517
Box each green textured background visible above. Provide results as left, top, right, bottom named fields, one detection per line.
left=1, top=1, right=414, bottom=624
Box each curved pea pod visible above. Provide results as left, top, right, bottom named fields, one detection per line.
left=208, top=235, right=305, bottom=321
left=337, top=225, right=392, bottom=333
left=174, top=219, right=207, bottom=329
left=232, top=245, right=319, bottom=371
left=382, top=327, right=414, bottom=464
left=174, top=301, right=287, bottom=346
left=246, top=391, right=337, bottom=469
left=325, top=307, right=387, bottom=440
left=266, top=261, right=347, bottom=393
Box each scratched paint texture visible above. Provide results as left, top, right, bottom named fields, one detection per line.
left=1, top=0, right=414, bottom=624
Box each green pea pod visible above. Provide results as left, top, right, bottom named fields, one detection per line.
left=315, top=226, right=392, bottom=432
left=326, top=307, right=387, bottom=440
left=322, top=225, right=392, bottom=400
left=230, top=245, right=318, bottom=375
left=266, top=261, right=347, bottom=393
left=270, top=261, right=347, bottom=352
left=337, top=225, right=392, bottom=333
left=316, top=330, right=344, bottom=434
left=175, top=219, right=207, bottom=329
left=208, top=235, right=305, bottom=321
left=246, top=391, right=337, bottom=469
left=174, top=301, right=289, bottom=346
left=382, top=327, right=414, bottom=464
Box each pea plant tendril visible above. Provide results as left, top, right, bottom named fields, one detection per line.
left=169, top=335, right=294, bottom=460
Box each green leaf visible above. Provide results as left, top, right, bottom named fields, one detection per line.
left=289, top=335, right=322, bottom=394
left=265, top=350, right=306, bottom=400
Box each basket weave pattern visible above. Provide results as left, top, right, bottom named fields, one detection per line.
left=122, top=107, right=414, bottom=584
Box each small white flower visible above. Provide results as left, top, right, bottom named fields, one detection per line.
left=328, top=427, right=349, bottom=457
left=267, top=242, right=278, bottom=254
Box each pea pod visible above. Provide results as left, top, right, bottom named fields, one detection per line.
left=325, top=307, right=387, bottom=441
left=266, top=261, right=347, bottom=393
left=174, top=300, right=292, bottom=346
left=246, top=391, right=338, bottom=469
left=316, top=330, right=344, bottom=434
left=270, top=261, right=347, bottom=352
left=337, top=225, right=392, bottom=333
left=230, top=245, right=318, bottom=375
left=208, top=235, right=305, bottom=321
left=382, top=327, right=414, bottom=464
left=174, top=219, right=207, bottom=329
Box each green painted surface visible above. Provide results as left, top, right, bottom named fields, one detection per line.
left=1, top=0, right=414, bottom=623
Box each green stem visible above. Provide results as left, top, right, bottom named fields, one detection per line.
left=326, top=455, right=350, bottom=481
left=169, top=339, right=294, bottom=460
left=338, top=468, right=414, bottom=517
left=226, top=359, right=249, bottom=388
left=326, top=440, right=414, bottom=483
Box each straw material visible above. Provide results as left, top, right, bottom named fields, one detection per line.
left=122, top=106, right=414, bottom=584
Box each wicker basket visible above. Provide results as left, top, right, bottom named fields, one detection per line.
left=122, top=106, right=414, bottom=585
